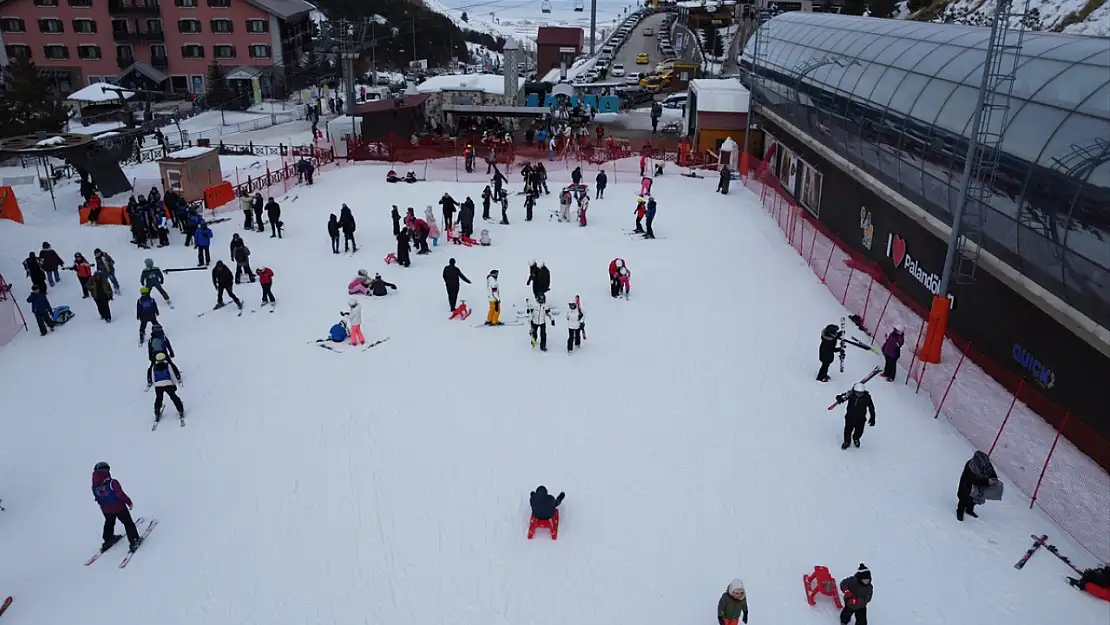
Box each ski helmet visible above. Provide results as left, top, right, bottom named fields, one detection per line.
left=615, top=259, right=624, bottom=268
left=94, top=461, right=110, bottom=472
left=620, top=267, right=627, bottom=276
left=569, top=302, right=577, bottom=309
left=348, top=299, right=357, bottom=308
left=151, top=323, right=163, bottom=336
left=144, top=258, right=154, bottom=268
left=140, top=286, right=151, bottom=295
left=490, top=269, right=499, bottom=277
left=852, top=383, right=865, bottom=394
left=374, top=273, right=381, bottom=279
left=155, top=352, right=167, bottom=362
left=358, top=269, right=369, bottom=277
left=537, top=293, right=546, bottom=303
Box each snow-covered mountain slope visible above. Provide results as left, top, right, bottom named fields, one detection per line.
left=915, top=0, right=1110, bottom=36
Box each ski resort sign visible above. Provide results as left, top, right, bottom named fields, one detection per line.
left=887, top=233, right=942, bottom=295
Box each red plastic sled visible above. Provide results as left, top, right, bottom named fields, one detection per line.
left=384, top=253, right=397, bottom=265
left=449, top=302, right=472, bottom=320
left=527, top=510, right=559, bottom=540
left=803, top=565, right=842, bottom=608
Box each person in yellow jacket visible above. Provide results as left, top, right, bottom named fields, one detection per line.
left=486, top=269, right=501, bottom=325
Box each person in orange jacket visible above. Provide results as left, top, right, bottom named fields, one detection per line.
left=67, top=252, right=94, bottom=298
left=1069, top=566, right=1110, bottom=602
left=256, top=267, right=275, bottom=307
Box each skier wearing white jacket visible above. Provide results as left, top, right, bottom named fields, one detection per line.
left=528, top=293, right=554, bottom=352
left=486, top=269, right=502, bottom=325
left=341, top=299, right=365, bottom=345
left=566, top=300, right=584, bottom=353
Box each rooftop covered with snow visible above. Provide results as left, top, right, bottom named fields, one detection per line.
left=415, top=74, right=525, bottom=96
left=67, top=82, right=135, bottom=104
left=164, top=146, right=215, bottom=159
left=689, top=79, right=750, bottom=113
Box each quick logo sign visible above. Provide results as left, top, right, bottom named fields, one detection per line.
left=1013, top=343, right=1057, bottom=388
left=887, top=233, right=942, bottom=295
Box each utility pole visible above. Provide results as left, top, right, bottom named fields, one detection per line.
left=589, top=0, right=597, bottom=55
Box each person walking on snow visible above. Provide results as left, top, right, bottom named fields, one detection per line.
left=566, top=300, right=584, bottom=353
left=536, top=262, right=551, bottom=297
left=257, top=267, right=276, bottom=306
left=835, top=384, right=875, bottom=449
left=395, top=229, right=412, bottom=267
left=443, top=258, right=471, bottom=312
left=644, top=196, right=658, bottom=239
left=595, top=170, right=607, bottom=199
left=24, top=252, right=47, bottom=294
left=459, top=197, right=476, bottom=238
left=241, top=190, right=254, bottom=230
left=559, top=188, right=573, bottom=222
left=136, top=287, right=160, bottom=343
left=839, top=564, right=874, bottom=625
left=481, top=186, right=492, bottom=221
left=327, top=214, right=341, bottom=254
left=880, top=325, right=904, bottom=381
left=500, top=189, right=510, bottom=225
left=633, top=198, right=646, bottom=233
left=577, top=194, right=589, bottom=227
left=339, top=205, right=357, bottom=253
left=91, top=462, right=142, bottom=553
left=527, top=293, right=554, bottom=351
left=252, top=193, right=265, bottom=233
left=571, top=166, right=582, bottom=187
left=718, top=165, right=732, bottom=194
left=194, top=221, right=213, bottom=267
left=94, top=249, right=121, bottom=294
left=140, top=259, right=172, bottom=307
left=639, top=153, right=648, bottom=177
left=266, top=198, right=283, bottom=238
left=69, top=253, right=94, bottom=298
left=211, top=261, right=242, bottom=310
left=817, top=323, right=844, bottom=382
left=39, top=242, right=64, bottom=287
left=341, top=299, right=365, bottom=346
left=146, top=352, right=184, bottom=420
left=717, top=579, right=749, bottom=625
left=486, top=269, right=502, bottom=325
left=956, top=450, right=999, bottom=521
left=89, top=271, right=114, bottom=322
left=391, top=206, right=402, bottom=237
left=26, top=285, right=55, bottom=336
left=424, top=206, right=441, bottom=246
left=439, top=193, right=458, bottom=232
left=411, top=219, right=431, bottom=255
left=527, top=261, right=543, bottom=301
left=232, top=238, right=255, bottom=284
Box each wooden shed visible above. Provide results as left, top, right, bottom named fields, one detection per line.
left=158, top=147, right=222, bottom=203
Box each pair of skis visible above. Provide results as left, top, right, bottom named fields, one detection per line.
left=318, top=337, right=391, bottom=353
left=1014, top=534, right=1085, bottom=574
left=152, top=410, right=185, bottom=430
left=84, top=518, right=158, bottom=568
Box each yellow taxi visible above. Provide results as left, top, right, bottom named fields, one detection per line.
left=635, top=53, right=649, bottom=65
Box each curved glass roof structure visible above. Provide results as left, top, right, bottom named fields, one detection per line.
left=741, top=13, right=1110, bottom=329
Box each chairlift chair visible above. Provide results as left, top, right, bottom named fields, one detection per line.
left=574, top=0, right=584, bottom=11
left=541, top=0, right=552, bottom=13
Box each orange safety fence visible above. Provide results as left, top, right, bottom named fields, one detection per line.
left=0, top=186, right=24, bottom=224
left=204, top=181, right=236, bottom=210
left=741, top=155, right=1110, bottom=563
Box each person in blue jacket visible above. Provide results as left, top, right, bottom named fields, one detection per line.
left=184, top=210, right=203, bottom=247
left=146, top=352, right=184, bottom=420
left=194, top=220, right=213, bottom=267
left=26, top=285, right=55, bottom=336
left=136, top=287, right=160, bottom=343
left=329, top=320, right=349, bottom=342
left=644, top=196, right=658, bottom=239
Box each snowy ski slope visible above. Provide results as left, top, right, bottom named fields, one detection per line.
left=0, top=163, right=1106, bottom=625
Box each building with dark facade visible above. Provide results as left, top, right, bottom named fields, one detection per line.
left=741, top=14, right=1109, bottom=460
left=536, top=26, right=582, bottom=79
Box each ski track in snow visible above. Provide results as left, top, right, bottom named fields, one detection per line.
left=0, top=160, right=1106, bottom=624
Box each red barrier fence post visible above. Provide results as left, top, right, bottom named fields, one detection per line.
left=871, top=291, right=893, bottom=346
left=989, top=379, right=1025, bottom=455
left=841, top=267, right=855, bottom=305
left=861, top=277, right=874, bottom=323
left=905, top=317, right=927, bottom=385
left=915, top=361, right=927, bottom=394
left=806, top=227, right=819, bottom=268
left=797, top=217, right=806, bottom=255
left=934, top=349, right=967, bottom=419
left=1030, top=410, right=1071, bottom=509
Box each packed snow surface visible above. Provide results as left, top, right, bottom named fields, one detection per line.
left=0, top=161, right=1106, bottom=625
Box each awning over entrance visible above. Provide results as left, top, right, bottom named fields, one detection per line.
left=119, top=61, right=168, bottom=84
left=224, top=66, right=264, bottom=80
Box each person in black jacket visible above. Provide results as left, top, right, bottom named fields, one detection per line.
left=492, top=167, right=506, bottom=200
left=595, top=170, right=607, bottom=199
left=327, top=214, right=341, bottom=254
left=24, top=252, right=47, bottom=293
left=339, top=205, right=357, bottom=252
left=265, top=198, right=282, bottom=238
left=571, top=166, right=582, bottom=186
left=536, top=162, right=550, bottom=194
left=211, top=261, right=242, bottom=310
left=439, top=193, right=458, bottom=232
left=459, top=197, right=476, bottom=237
left=368, top=273, right=396, bottom=296
left=956, top=450, right=998, bottom=521
left=527, top=261, right=542, bottom=301
left=25, top=285, right=54, bottom=336
left=390, top=205, right=401, bottom=237
left=718, top=165, right=732, bottom=194
left=530, top=485, right=564, bottom=521
left=817, top=323, right=843, bottom=382
left=39, top=242, right=64, bottom=287
left=535, top=262, right=551, bottom=297
left=442, top=258, right=471, bottom=311
left=232, top=238, right=254, bottom=284
left=251, top=193, right=265, bottom=233
left=835, top=385, right=875, bottom=450
left=481, top=186, right=492, bottom=221
left=395, top=229, right=411, bottom=267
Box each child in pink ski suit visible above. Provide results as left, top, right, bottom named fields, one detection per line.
left=424, top=206, right=441, bottom=246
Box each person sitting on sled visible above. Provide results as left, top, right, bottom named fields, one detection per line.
left=386, top=170, right=400, bottom=183
left=529, top=485, right=565, bottom=521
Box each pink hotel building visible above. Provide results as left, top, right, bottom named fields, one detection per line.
left=0, top=0, right=314, bottom=97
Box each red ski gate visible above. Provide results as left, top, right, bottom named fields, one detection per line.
left=742, top=158, right=1110, bottom=563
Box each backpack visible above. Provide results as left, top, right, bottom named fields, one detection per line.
left=92, top=478, right=119, bottom=506
left=139, top=297, right=156, bottom=314
left=149, top=336, right=165, bottom=355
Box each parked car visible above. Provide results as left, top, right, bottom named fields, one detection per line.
left=625, top=72, right=642, bottom=84
left=643, top=27, right=654, bottom=36
left=662, top=92, right=688, bottom=109
left=611, top=63, right=626, bottom=77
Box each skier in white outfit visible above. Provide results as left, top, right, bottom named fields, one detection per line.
left=577, top=194, right=589, bottom=227
left=528, top=293, right=555, bottom=352
left=341, top=298, right=365, bottom=345
left=558, top=188, right=573, bottom=223
left=566, top=300, right=584, bottom=353
left=486, top=269, right=502, bottom=325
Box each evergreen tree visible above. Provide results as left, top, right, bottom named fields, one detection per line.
left=868, top=0, right=897, bottom=18
left=907, top=0, right=928, bottom=12
left=205, top=62, right=246, bottom=111
left=0, top=58, right=70, bottom=139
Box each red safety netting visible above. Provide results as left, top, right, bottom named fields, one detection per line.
left=742, top=157, right=1110, bottom=562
